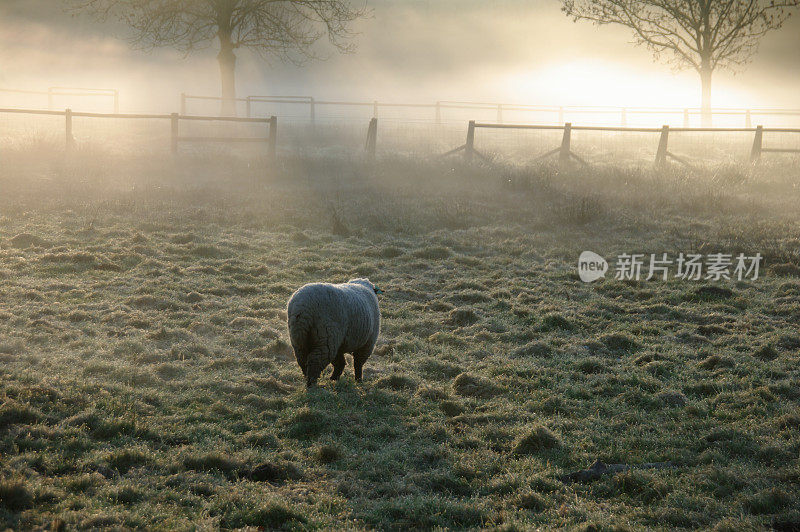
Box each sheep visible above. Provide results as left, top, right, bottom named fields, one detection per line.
left=287, top=278, right=382, bottom=387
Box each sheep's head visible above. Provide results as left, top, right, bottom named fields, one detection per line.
left=349, top=278, right=383, bottom=294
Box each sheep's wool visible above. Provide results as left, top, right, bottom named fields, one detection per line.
left=287, top=278, right=381, bottom=386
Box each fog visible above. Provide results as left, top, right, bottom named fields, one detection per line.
left=2, top=0, right=799, bottom=113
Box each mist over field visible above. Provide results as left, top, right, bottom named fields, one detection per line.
left=1, top=0, right=800, bottom=531
left=2, top=0, right=800, bottom=110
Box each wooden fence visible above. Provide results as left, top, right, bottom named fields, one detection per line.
left=442, top=121, right=800, bottom=168
left=2, top=106, right=799, bottom=165
left=0, top=108, right=277, bottom=156
left=181, top=93, right=800, bottom=128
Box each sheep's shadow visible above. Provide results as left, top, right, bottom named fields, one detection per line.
left=283, top=376, right=487, bottom=529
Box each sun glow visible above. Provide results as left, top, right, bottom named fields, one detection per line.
left=504, top=60, right=751, bottom=110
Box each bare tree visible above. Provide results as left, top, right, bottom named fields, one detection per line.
left=561, top=0, right=799, bottom=125
left=71, top=0, right=367, bottom=115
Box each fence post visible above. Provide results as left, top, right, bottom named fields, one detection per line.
left=745, top=110, right=752, bottom=129
left=621, top=108, right=627, bottom=127
left=180, top=93, right=186, bottom=115
left=113, top=91, right=120, bottom=114
left=373, top=101, right=379, bottom=118
left=246, top=97, right=252, bottom=118
left=655, top=125, right=670, bottom=167
left=170, top=112, right=179, bottom=154
left=559, top=123, right=572, bottom=167
left=497, top=104, right=503, bottom=124
left=268, top=116, right=277, bottom=158
left=683, top=109, right=689, bottom=128
left=65, top=109, right=74, bottom=151
left=750, top=125, right=763, bottom=163
left=365, top=118, right=377, bottom=158
left=465, top=120, right=476, bottom=162
left=435, top=102, right=441, bottom=125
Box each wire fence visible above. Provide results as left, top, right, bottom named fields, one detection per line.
left=1, top=87, right=120, bottom=114
left=182, top=93, right=800, bottom=129
left=4, top=85, right=799, bottom=128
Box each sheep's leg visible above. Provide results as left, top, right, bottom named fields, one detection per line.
left=330, top=349, right=347, bottom=381
left=353, top=359, right=364, bottom=382
left=353, top=347, right=371, bottom=382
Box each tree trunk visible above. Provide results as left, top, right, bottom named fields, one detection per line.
left=218, top=35, right=237, bottom=117
left=700, top=67, right=712, bottom=128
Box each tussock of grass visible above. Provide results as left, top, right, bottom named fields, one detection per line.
left=220, top=501, right=306, bottom=529
left=248, top=461, right=302, bottom=483
left=0, top=478, right=33, bottom=511
left=777, top=334, right=800, bottom=350
left=753, top=344, right=779, bottom=361
left=540, top=313, right=574, bottom=331
left=599, top=332, right=639, bottom=353
left=419, top=358, right=463, bottom=380
left=439, top=400, right=465, bottom=417
left=777, top=413, right=800, bottom=430
left=315, top=444, right=342, bottom=464
left=656, top=390, right=688, bottom=407
left=698, top=354, right=735, bottom=370
left=513, top=341, right=552, bottom=358
left=692, top=285, right=735, bottom=300
left=8, top=233, right=50, bottom=249
left=447, top=290, right=491, bottom=305
left=577, top=357, right=606, bottom=374
left=412, top=246, right=451, bottom=260
left=446, top=308, right=479, bottom=326
left=106, top=449, right=150, bottom=474
left=284, top=407, right=329, bottom=440
left=743, top=488, right=793, bottom=514
left=181, top=453, right=243, bottom=477
left=452, top=373, right=502, bottom=398
left=514, top=490, right=546, bottom=511
left=0, top=401, right=40, bottom=425
left=512, top=426, right=560, bottom=455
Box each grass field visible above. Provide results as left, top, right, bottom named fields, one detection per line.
left=1, top=144, right=800, bottom=530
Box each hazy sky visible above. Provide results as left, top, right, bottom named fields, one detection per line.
left=1, top=0, right=799, bottom=112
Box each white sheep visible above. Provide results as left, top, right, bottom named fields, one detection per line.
left=287, top=278, right=382, bottom=387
